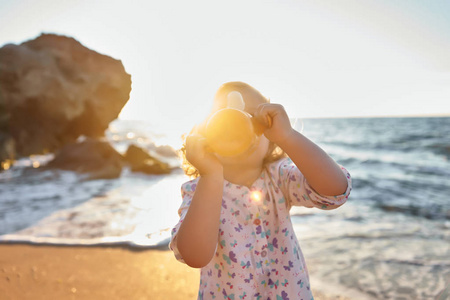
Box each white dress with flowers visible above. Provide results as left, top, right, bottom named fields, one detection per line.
left=170, top=158, right=352, bottom=300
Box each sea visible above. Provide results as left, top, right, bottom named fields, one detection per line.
left=1, top=116, right=449, bottom=299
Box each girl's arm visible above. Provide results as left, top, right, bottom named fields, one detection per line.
left=175, top=134, right=224, bottom=268
left=256, top=104, right=348, bottom=196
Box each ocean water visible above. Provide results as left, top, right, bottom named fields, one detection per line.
left=1, top=117, right=449, bottom=299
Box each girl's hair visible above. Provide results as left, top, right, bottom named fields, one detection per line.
left=180, top=81, right=286, bottom=178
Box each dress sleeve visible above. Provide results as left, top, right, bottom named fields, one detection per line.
left=168, top=178, right=198, bottom=264
left=274, top=158, right=352, bottom=210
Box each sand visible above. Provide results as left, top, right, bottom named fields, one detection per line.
left=0, top=244, right=351, bottom=300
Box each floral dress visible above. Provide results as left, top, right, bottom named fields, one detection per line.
left=170, top=158, right=352, bottom=300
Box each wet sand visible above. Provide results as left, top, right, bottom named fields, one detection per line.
left=0, top=244, right=352, bottom=300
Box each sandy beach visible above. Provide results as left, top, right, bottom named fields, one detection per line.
left=0, top=244, right=352, bottom=300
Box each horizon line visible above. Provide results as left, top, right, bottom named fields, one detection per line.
left=297, top=113, right=450, bottom=120
left=118, top=112, right=450, bottom=122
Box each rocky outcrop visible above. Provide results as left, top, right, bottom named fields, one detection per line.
left=0, top=99, right=15, bottom=170
left=123, top=144, right=172, bottom=175
left=44, top=138, right=124, bottom=180
left=43, top=141, right=173, bottom=180
left=0, top=33, right=132, bottom=169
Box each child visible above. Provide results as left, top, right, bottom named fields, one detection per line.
left=170, top=81, right=352, bottom=299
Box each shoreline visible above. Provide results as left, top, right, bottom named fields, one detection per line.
left=0, top=243, right=353, bottom=300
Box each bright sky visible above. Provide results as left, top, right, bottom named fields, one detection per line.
left=1, top=0, right=449, bottom=137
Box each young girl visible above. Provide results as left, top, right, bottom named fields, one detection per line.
left=170, top=81, right=352, bottom=299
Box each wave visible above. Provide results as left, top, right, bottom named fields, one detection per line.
left=0, top=232, right=171, bottom=249
left=350, top=174, right=450, bottom=220
left=427, top=142, right=450, bottom=158
left=0, top=172, right=188, bottom=249
left=378, top=203, right=450, bottom=220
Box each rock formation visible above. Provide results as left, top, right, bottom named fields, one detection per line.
left=44, top=137, right=124, bottom=180
left=123, top=144, right=172, bottom=175
left=0, top=33, right=132, bottom=169
left=43, top=141, right=173, bottom=180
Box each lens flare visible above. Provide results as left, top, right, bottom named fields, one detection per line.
left=1, top=160, right=11, bottom=170
left=251, top=191, right=262, bottom=202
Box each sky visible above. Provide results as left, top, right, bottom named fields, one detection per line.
left=0, top=0, right=449, bottom=137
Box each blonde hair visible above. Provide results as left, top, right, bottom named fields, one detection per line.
left=179, top=81, right=286, bottom=178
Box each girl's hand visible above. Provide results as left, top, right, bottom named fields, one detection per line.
left=185, top=131, right=223, bottom=177
left=254, top=103, right=295, bottom=145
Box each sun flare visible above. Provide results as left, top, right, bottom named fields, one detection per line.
left=251, top=191, right=262, bottom=202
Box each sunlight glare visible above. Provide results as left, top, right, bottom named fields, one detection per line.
left=251, top=191, right=262, bottom=203
left=1, top=160, right=11, bottom=170
left=126, top=174, right=188, bottom=246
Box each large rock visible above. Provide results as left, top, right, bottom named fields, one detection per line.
left=43, top=140, right=174, bottom=180
left=0, top=33, right=132, bottom=169
left=0, top=99, right=15, bottom=170
left=124, top=144, right=172, bottom=175
left=44, top=138, right=124, bottom=180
